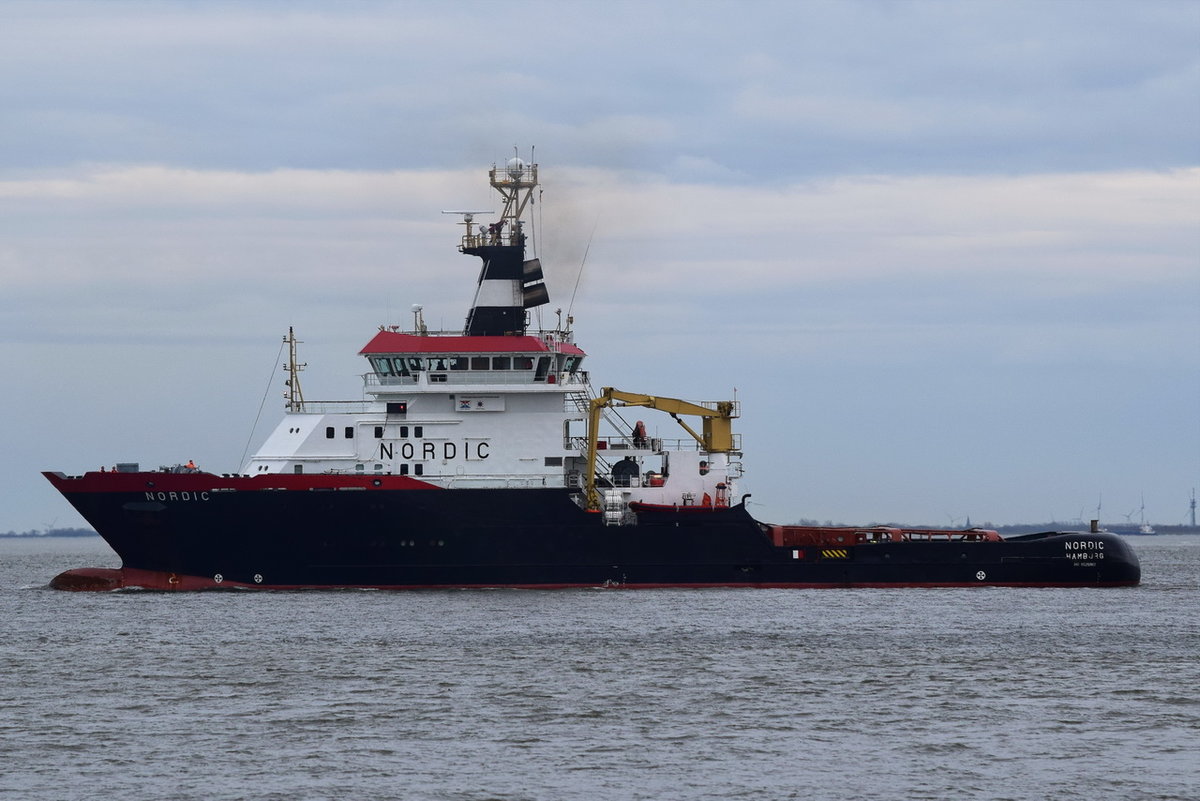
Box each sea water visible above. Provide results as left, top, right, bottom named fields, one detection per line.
left=1, top=536, right=1197, bottom=801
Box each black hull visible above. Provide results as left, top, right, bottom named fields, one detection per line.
left=44, top=472, right=1140, bottom=589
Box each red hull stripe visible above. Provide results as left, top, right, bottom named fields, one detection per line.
left=42, top=470, right=441, bottom=493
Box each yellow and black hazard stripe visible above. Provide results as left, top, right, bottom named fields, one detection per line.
left=819, top=549, right=850, bottom=560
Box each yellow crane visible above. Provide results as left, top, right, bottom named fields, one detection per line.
left=584, top=388, right=739, bottom=511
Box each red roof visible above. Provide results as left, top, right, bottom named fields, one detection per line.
left=360, top=331, right=586, bottom=356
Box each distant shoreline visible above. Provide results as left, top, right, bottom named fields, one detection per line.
left=0, top=529, right=98, bottom=538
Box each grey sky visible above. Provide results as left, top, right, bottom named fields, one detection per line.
left=1, top=0, right=1197, bottom=532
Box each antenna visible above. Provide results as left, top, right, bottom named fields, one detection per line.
left=567, top=216, right=599, bottom=321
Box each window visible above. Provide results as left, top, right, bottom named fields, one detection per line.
left=414, top=464, right=423, bottom=476
left=387, top=402, right=407, bottom=416
left=294, top=465, right=304, bottom=474
left=345, top=427, right=354, bottom=439
left=470, top=356, right=490, bottom=370
left=371, top=357, right=393, bottom=375
left=514, top=356, right=534, bottom=370
left=544, top=456, right=563, bottom=467
left=449, top=357, right=468, bottom=371
left=399, top=426, right=409, bottom=438
left=414, top=426, right=423, bottom=437
left=325, top=427, right=335, bottom=439
left=400, top=464, right=409, bottom=475
left=374, top=426, right=383, bottom=438
left=492, top=356, right=511, bottom=370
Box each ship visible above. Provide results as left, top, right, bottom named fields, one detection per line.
left=44, top=156, right=1141, bottom=590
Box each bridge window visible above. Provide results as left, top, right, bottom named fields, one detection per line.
left=492, top=356, right=511, bottom=370
left=449, top=357, right=468, bottom=371
left=371, top=357, right=393, bottom=375
left=470, top=357, right=490, bottom=370
left=514, top=356, right=534, bottom=370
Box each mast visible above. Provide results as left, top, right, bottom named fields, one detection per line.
left=454, top=154, right=549, bottom=336
left=284, top=326, right=306, bottom=412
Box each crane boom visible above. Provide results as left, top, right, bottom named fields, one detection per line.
left=584, top=387, right=739, bottom=511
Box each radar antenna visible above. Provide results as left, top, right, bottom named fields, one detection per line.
left=442, top=210, right=493, bottom=250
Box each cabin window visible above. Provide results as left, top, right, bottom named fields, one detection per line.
left=345, top=427, right=354, bottom=439
left=414, top=426, right=424, bottom=437
left=544, top=457, right=563, bottom=467
left=430, top=373, right=447, bottom=383
left=374, top=426, right=383, bottom=438
left=400, top=464, right=409, bottom=475
left=399, top=426, right=409, bottom=438
left=414, top=464, right=424, bottom=476
left=492, top=356, right=511, bottom=370
left=514, top=356, right=534, bottom=370
left=470, top=356, right=490, bottom=370
left=535, top=356, right=550, bottom=381
left=356, top=463, right=365, bottom=472
left=325, top=427, right=335, bottom=439
left=386, top=402, right=407, bottom=416
left=294, top=465, right=303, bottom=474
left=449, top=357, right=468, bottom=371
